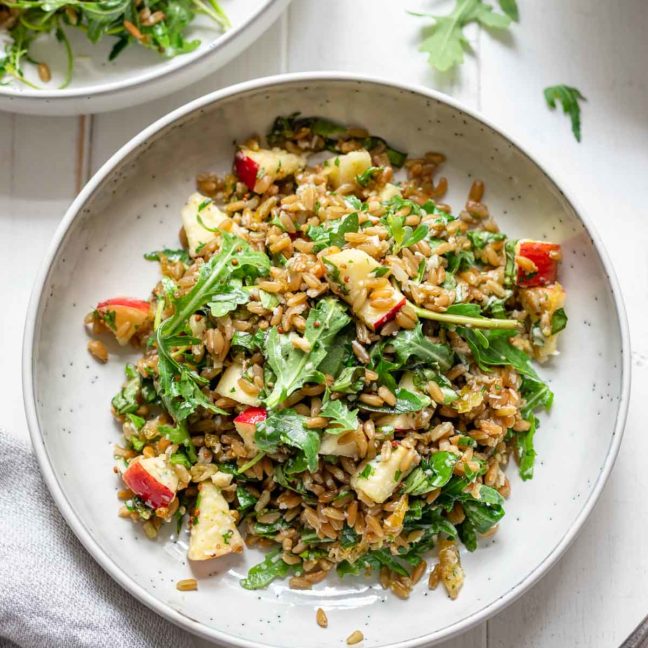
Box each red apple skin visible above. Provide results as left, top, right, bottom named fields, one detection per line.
left=97, top=297, right=150, bottom=312
left=516, top=241, right=561, bottom=288
left=234, top=151, right=259, bottom=191
left=123, top=462, right=174, bottom=509
left=372, top=297, right=406, bottom=331
left=234, top=407, right=267, bottom=425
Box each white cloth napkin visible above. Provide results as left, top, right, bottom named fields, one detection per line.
left=0, top=429, right=195, bottom=648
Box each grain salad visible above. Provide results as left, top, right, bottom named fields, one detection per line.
left=86, top=114, right=567, bottom=600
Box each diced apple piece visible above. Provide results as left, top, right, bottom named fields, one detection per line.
left=319, top=432, right=358, bottom=458
left=376, top=412, right=417, bottom=431
left=96, top=297, right=152, bottom=345
left=520, top=282, right=567, bottom=361
left=215, top=362, right=260, bottom=406
left=235, top=147, right=306, bottom=193
left=377, top=183, right=402, bottom=201
left=233, top=406, right=266, bottom=451
left=181, top=192, right=239, bottom=257
left=516, top=240, right=561, bottom=287
left=350, top=444, right=419, bottom=504
left=123, top=455, right=178, bottom=510
left=324, top=150, right=372, bottom=189
left=188, top=481, right=244, bottom=561
left=376, top=373, right=434, bottom=430
left=324, top=248, right=406, bottom=330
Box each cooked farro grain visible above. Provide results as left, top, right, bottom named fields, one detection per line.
left=176, top=578, right=198, bottom=591
left=87, top=339, right=108, bottom=363
left=90, top=113, right=566, bottom=606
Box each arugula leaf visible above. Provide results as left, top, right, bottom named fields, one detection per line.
left=339, top=524, right=360, bottom=548
left=514, top=375, right=554, bottom=480
left=362, top=137, right=408, bottom=168
left=319, top=398, right=359, bottom=433
left=550, top=308, right=568, bottom=335
left=457, top=326, right=539, bottom=379
left=1, top=0, right=229, bottom=87
left=445, top=249, right=475, bottom=274
left=462, top=497, right=505, bottom=533
left=112, top=364, right=141, bottom=415
left=382, top=210, right=429, bottom=254
left=159, top=423, right=197, bottom=463
left=467, top=230, right=506, bottom=249
left=255, top=410, right=320, bottom=473
left=356, top=166, right=383, bottom=187
left=358, top=388, right=431, bottom=414
left=403, top=452, right=459, bottom=496
left=236, top=485, right=257, bottom=513
left=240, top=549, right=291, bottom=590
left=231, top=329, right=266, bottom=353
left=259, top=289, right=279, bottom=310
left=497, top=0, right=518, bottom=21
left=144, top=248, right=190, bottom=264
left=413, top=368, right=458, bottom=404
left=389, top=323, right=454, bottom=372
left=544, top=85, right=586, bottom=142
left=458, top=518, right=478, bottom=551
left=414, top=0, right=512, bottom=73
left=208, top=283, right=250, bottom=317
left=169, top=452, right=191, bottom=469
left=263, top=298, right=351, bottom=408
left=155, top=233, right=269, bottom=422
left=330, top=366, right=365, bottom=394
left=162, top=232, right=269, bottom=336
left=307, top=212, right=359, bottom=252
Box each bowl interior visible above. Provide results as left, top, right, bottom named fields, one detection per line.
left=28, top=79, right=625, bottom=647
left=1, top=0, right=264, bottom=93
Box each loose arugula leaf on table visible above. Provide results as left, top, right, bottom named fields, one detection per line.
left=544, top=85, right=586, bottom=142
left=240, top=548, right=291, bottom=590
left=263, top=298, right=351, bottom=408
left=307, top=212, right=359, bottom=252
left=254, top=409, right=320, bottom=473
left=497, top=0, right=518, bottom=21
left=412, top=0, right=513, bottom=73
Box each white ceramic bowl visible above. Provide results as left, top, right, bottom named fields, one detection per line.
left=23, top=73, right=630, bottom=647
left=0, top=0, right=290, bottom=116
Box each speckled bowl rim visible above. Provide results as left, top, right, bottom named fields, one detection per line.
left=23, top=72, right=631, bottom=648
left=0, top=0, right=289, bottom=101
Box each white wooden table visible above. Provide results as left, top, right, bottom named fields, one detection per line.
left=2, top=1, right=647, bottom=646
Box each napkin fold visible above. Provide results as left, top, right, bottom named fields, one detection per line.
left=0, top=429, right=195, bottom=648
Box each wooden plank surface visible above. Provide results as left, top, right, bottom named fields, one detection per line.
left=3, top=1, right=648, bottom=646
